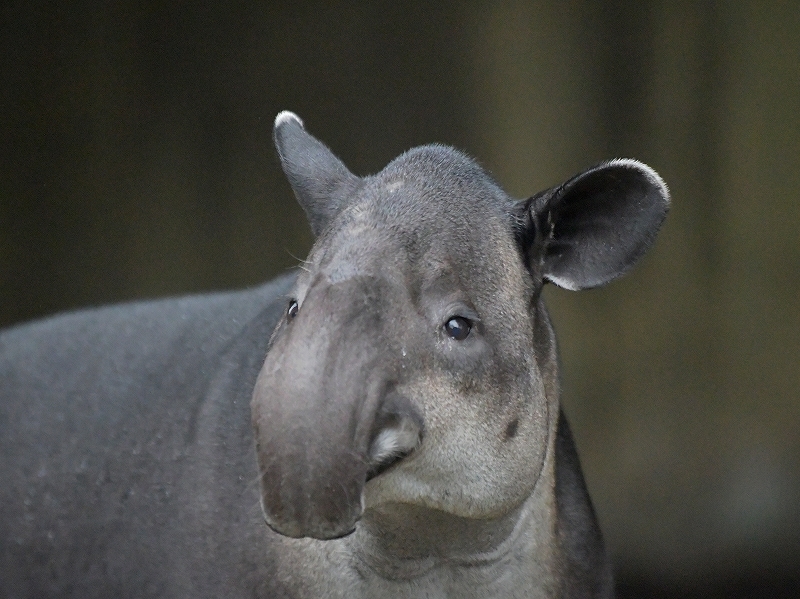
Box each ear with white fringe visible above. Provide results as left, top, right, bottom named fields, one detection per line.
left=520, top=159, right=670, bottom=290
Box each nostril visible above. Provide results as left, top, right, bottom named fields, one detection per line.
left=366, top=417, right=421, bottom=480
left=370, top=421, right=418, bottom=462
left=366, top=393, right=423, bottom=481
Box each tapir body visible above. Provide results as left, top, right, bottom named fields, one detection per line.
left=0, top=112, right=668, bottom=598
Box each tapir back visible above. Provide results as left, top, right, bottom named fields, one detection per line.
left=0, top=275, right=293, bottom=598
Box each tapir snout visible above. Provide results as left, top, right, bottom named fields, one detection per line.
left=251, top=275, right=423, bottom=539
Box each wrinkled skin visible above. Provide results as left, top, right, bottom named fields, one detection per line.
left=0, top=112, right=668, bottom=598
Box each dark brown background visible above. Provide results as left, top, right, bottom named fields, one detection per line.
left=2, top=2, right=799, bottom=597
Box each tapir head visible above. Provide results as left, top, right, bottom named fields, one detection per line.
left=251, top=112, right=669, bottom=540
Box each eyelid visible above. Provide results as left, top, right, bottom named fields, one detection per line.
left=439, top=306, right=481, bottom=342
left=442, top=303, right=480, bottom=325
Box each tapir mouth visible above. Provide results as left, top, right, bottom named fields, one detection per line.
left=258, top=427, right=420, bottom=541
left=253, top=382, right=424, bottom=540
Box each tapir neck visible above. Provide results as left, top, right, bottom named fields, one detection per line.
left=347, top=490, right=561, bottom=595
left=353, top=500, right=537, bottom=575
left=270, top=425, right=568, bottom=599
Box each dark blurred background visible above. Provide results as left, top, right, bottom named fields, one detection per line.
left=2, top=1, right=798, bottom=597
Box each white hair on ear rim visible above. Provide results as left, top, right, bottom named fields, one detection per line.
left=541, top=158, right=670, bottom=292
left=605, top=158, right=671, bottom=206
left=274, top=110, right=304, bottom=129
left=543, top=273, right=581, bottom=291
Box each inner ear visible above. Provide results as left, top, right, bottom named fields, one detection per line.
left=522, top=159, right=670, bottom=290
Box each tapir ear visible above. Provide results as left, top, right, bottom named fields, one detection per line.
left=273, top=111, right=361, bottom=237
left=521, top=159, right=670, bottom=290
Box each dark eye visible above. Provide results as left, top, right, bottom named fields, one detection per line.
left=287, top=299, right=299, bottom=320
left=444, top=316, right=471, bottom=341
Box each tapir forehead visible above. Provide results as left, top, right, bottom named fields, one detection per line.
left=304, top=146, right=532, bottom=323
left=371, top=144, right=515, bottom=220
left=316, top=145, right=518, bottom=268
left=310, top=205, right=405, bottom=284
left=342, top=145, right=514, bottom=250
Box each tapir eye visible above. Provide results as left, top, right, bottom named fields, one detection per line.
left=444, top=316, right=471, bottom=341
left=287, top=299, right=299, bottom=320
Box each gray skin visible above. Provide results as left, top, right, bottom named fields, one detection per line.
left=0, top=112, right=668, bottom=598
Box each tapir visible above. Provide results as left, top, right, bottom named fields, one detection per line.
left=0, top=111, right=669, bottom=598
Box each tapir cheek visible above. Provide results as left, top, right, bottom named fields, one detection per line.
left=367, top=377, right=547, bottom=518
